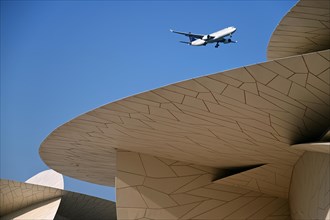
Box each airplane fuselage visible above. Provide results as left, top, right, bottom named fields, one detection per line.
left=170, top=26, right=237, bottom=48
left=191, top=26, right=237, bottom=46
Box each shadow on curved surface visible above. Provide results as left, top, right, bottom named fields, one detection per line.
left=268, top=0, right=330, bottom=60
left=40, top=50, right=329, bottom=188
left=0, top=170, right=116, bottom=220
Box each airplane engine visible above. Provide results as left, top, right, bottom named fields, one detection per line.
left=223, top=39, right=233, bottom=44
left=202, top=35, right=211, bottom=40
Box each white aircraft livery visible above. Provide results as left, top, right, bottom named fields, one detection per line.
left=170, top=27, right=237, bottom=48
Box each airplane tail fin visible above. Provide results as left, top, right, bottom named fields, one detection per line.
left=188, top=36, right=196, bottom=42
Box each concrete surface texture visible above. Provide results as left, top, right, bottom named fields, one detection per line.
left=38, top=0, right=330, bottom=219
left=0, top=170, right=117, bottom=220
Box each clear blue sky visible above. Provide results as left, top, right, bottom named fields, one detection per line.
left=1, top=0, right=297, bottom=202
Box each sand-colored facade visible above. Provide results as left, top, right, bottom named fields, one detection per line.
left=0, top=170, right=117, bottom=220
left=38, top=0, right=329, bottom=219
left=268, top=0, right=330, bottom=59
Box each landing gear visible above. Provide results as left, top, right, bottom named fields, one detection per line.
left=215, top=42, right=219, bottom=48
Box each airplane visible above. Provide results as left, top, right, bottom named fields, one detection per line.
left=170, top=26, right=237, bottom=48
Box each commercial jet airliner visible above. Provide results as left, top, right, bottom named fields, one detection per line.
left=170, top=27, right=237, bottom=48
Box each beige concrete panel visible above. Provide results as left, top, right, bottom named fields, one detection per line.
left=194, top=77, right=227, bottom=94
left=55, top=190, right=117, bottom=220
left=182, top=96, right=208, bottom=111
left=307, top=74, right=330, bottom=96
left=276, top=25, right=319, bottom=33
left=172, top=161, right=191, bottom=166
left=194, top=196, right=261, bottom=219
left=289, top=82, right=323, bottom=104
left=268, top=0, right=330, bottom=59
left=291, top=6, right=329, bottom=17
left=272, top=202, right=290, bottom=216
left=291, top=142, right=330, bottom=154
left=206, top=183, right=251, bottom=195
left=1, top=198, right=61, bottom=220
left=280, top=16, right=327, bottom=28
left=170, top=194, right=208, bottom=205
left=289, top=73, right=307, bottom=87
left=221, top=68, right=255, bottom=83
left=259, top=93, right=305, bottom=118
left=116, top=171, right=145, bottom=188
left=145, top=203, right=199, bottom=220
left=213, top=94, right=270, bottom=122
left=144, top=176, right=197, bottom=194
left=177, top=79, right=210, bottom=93
left=317, top=70, right=330, bottom=86
left=224, top=197, right=276, bottom=219
left=116, top=151, right=290, bottom=219
left=137, top=186, right=177, bottom=208
left=153, top=88, right=184, bottom=103
left=260, top=61, right=295, bottom=79
left=319, top=50, right=330, bottom=61
left=196, top=92, right=218, bottom=103
left=248, top=198, right=288, bottom=219
left=0, top=179, right=62, bottom=217
left=173, top=174, right=214, bottom=194
left=303, top=52, right=329, bottom=75
left=40, top=49, right=329, bottom=191
left=206, top=74, right=242, bottom=88
left=304, top=104, right=330, bottom=121
left=169, top=109, right=215, bottom=125
left=117, top=151, right=146, bottom=176
left=289, top=152, right=330, bottom=220
left=271, top=34, right=312, bottom=43
left=245, top=92, right=283, bottom=111
left=239, top=82, right=259, bottom=95
left=140, top=154, right=176, bottom=178
left=164, top=85, right=198, bottom=97
left=201, top=101, right=247, bottom=117
left=267, top=75, right=292, bottom=95
left=188, top=188, right=241, bottom=201
left=103, top=102, right=138, bottom=114
left=149, top=106, right=178, bottom=120
left=159, top=102, right=182, bottom=112
left=222, top=85, right=245, bottom=103
left=25, top=169, right=64, bottom=190
left=118, top=100, right=150, bottom=114
left=133, top=92, right=169, bottom=105
left=276, top=56, right=308, bottom=74
left=171, top=165, right=207, bottom=176
left=117, top=187, right=147, bottom=208
left=116, top=208, right=145, bottom=220
left=246, top=65, right=277, bottom=84
left=1, top=169, right=117, bottom=220
left=180, top=200, right=225, bottom=219
left=215, top=167, right=291, bottom=198
left=40, top=133, right=117, bottom=186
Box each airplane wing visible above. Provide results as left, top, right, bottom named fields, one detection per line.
left=170, top=29, right=204, bottom=39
